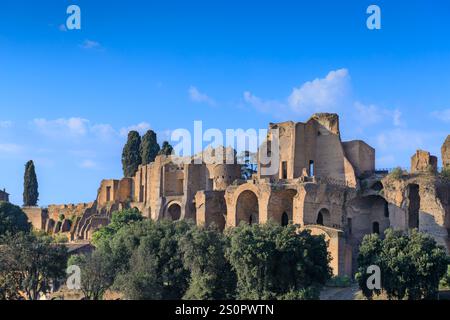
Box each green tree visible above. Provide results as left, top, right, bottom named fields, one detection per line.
left=68, top=250, right=115, bottom=300
left=225, top=222, right=331, bottom=300
left=0, top=232, right=68, bottom=300
left=23, top=160, right=39, bottom=206
left=159, top=141, right=174, bottom=156
left=179, top=225, right=236, bottom=300
left=92, top=208, right=143, bottom=247
left=357, top=229, right=448, bottom=300
left=113, top=219, right=191, bottom=299
left=0, top=202, right=31, bottom=238
left=121, top=131, right=142, bottom=177
left=140, top=130, right=160, bottom=165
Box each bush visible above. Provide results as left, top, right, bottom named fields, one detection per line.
left=440, top=265, right=450, bottom=289
left=327, top=275, right=352, bottom=287
left=389, top=167, right=404, bottom=180
left=0, top=202, right=31, bottom=238
left=92, top=208, right=143, bottom=247
left=225, top=222, right=331, bottom=300
left=357, top=229, right=448, bottom=300
left=53, top=233, right=68, bottom=243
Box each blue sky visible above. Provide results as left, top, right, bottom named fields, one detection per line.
left=1, top=0, right=450, bottom=205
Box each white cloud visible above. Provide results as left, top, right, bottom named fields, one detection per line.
left=376, top=129, right=429, bottom=151
left=119, top=122, right=151, bottom=137
left=243, top=91, right=286, bottom=114
left=431, top=109, right=450, bottom=123
left=33, top=117, right=89, bottom=137
left=244, top=68, right=350, bottom=116
left=80, top=39, right=102, bottom=50
left=354, top=102, right=403, bottom=127
left=0, top=143, right=22, bottom=154
left=287, top=68, right=350, bottom=114
left=79, top=159, right=97, bottom=169
left=91, top=123, right=116, bottom=140
left=0, top=120, right=13, bottom=128
left=189, top=86, right=217, bottom=106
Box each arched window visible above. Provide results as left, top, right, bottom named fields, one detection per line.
left=281, top=212, right=289, bottom=227
left=316, top=208, right=330, bottom=226
left=372, top=222, right=380, bottom=234
left=317, top=212, right=324, bottom=225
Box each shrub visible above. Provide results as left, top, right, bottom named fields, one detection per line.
left=389, top=167, right=404, bottom=180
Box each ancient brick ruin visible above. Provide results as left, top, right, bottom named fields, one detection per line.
left=22, top=113, right=450, bottom=277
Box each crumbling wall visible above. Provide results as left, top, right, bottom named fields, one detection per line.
left=382, top=174, right=450, bottom=252
left=411, top=150, right=437, bottom=173
left=442, top=135, right=450, bottom=168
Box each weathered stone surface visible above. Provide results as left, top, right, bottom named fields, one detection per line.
left=0, top=188, right=9, bottom=202
left=411, top=150, right=437, bottom=173
left=442, top=135, right=450, bottom=168
left=22, top=113, right=449, bottom=278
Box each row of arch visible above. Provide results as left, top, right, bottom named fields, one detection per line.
left=161, top=186, right=396, bottom=237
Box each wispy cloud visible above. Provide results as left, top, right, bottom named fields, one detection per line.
left=0, top=143, right=22, bottom=154
left=79, top=159, right=97, bottom=169
left=0, top=120, right=13, bottom=128
left=243, top=91, right=286, bottom=114
left=80, top=39, right=102, bottom=50
left=189, top=86, right=217, bottom=106
left=119, top=122, right=151, bottom=136
left=354, top=102, right=403, bottom=127
left=431, top=109, right=450, bottom=123
left=33, top=117, right=89, bottom=137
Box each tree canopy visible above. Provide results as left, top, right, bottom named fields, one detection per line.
left=23, top=160, right=39, bottom=206
left=225, top=222, right=331, bottom=300
left=0, top=202, right=31, bottom=238
left=121, top=131, right=142, bottom=177
left=0, top=232, right=68, bottom=300
left=356, top=229, right=448, bottom=300
left=159, top=141, right=174, bottom=156
left=91, top=208, right=143, bottom=247
left=140, top=130, right=160, bottom=165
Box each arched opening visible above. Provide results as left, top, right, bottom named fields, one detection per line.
left=236, top=190, right=259, bottom=225
left=372, top=222, right=380, bottom=234
left=166, top=203, right=181, bottom=221
left=281, top=212, right=289, bottom=226
left=267, top=189, right=297, bottom=225
left=407, top=184, right=420, bottom=229
left=316, top=208, right=330, bottom=226
left=317, top=212, right=324, bottom=225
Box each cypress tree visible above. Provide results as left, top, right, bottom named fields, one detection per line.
left=140, top=130, right=160, bottom=165
left=122, top=131, right=142, bottom=177
left=23, top=160, right=39, bottom=206
left=159, top=141, right=174, bottom=156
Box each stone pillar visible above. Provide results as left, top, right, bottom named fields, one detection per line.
left=442, top=135, right=450, bottom=168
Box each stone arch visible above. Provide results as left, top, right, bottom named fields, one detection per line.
left=317, top=208, right=331, bottom=226
left=236, top=190, right=259, bottom=225
left=164, top=201, right=182, bottom=221
left=345, top=195, right=390, bottom=240
left=268, top=189, right=297, bottom=226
